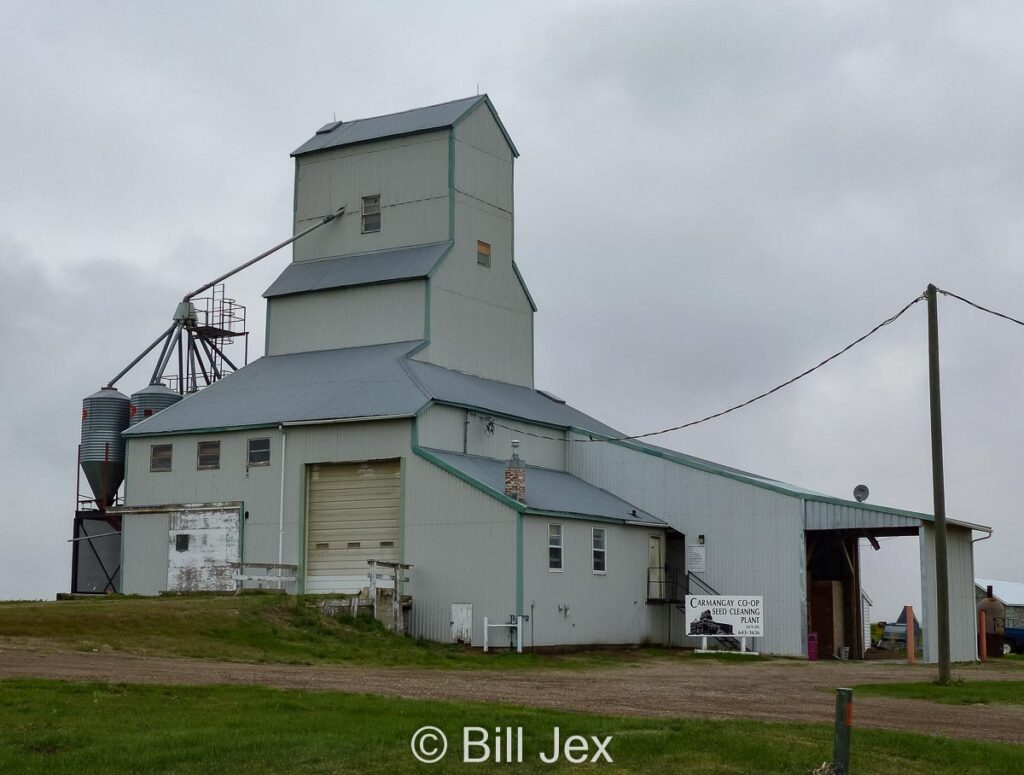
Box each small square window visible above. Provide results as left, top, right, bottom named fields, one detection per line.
left=592, top=528, right=607, bottom=574
left=150, top=444, right=172, bottom=473
left=247, top=437, right=270, bottom=467
left=197, top=440, right=220, bottom=470
left=477, top=240, right=491, bottom=267
left=548, top=524, right=563, bottom=571
left=175, top=534, right=190, bottom=553
left=361, top=194, right=381, bottom=233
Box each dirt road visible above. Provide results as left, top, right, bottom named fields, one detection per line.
left=1, top=645, right=1021, bottom=744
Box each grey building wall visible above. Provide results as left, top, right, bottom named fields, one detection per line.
left=522, top=516, right=668, bottom=647
left=566, top=435, right=807, bottom=656
left=125, top=420, right=414, bottom=589
left=414, top=106, right=533, bottom=387
left=403, top=453, right=518, bottom=646
left=293, top=131, right=449, bottom=261
left=417, top=404, right=566, bottom=470
left=921, top=524, right=977, bottom=663
left=266, top=280, right=426, bottom=356
left=121, top=512, right=170, bottom=595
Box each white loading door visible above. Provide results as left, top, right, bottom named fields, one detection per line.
left=306, top=460, right=401, bottom=593
left=451, top=603, right=473, bottom=644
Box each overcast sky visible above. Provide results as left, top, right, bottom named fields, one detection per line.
left=2, top=1, right=1022, bottom=621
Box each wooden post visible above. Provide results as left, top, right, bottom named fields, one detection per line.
left=926, top=284, right=952, bottom=684
left=833, top=687, right=853, bottom=775
left=905, top=605, right=916, bottom=664
left=979, top=610, right=987, bottom=662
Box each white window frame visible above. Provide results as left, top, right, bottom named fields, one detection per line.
left=361, top=194, right=381, bottom=233
left=548, top=524, right=563, bottom=572
left=592, top=527, right=607, bottom=575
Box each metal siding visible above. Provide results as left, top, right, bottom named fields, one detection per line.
left=306, top=460, right=401, bottom=592
left=417, top=405, right=565, bottom=470
left=566, top=433, right=806, bottom=656
left=421, top=287, right=533, bottom=386
left=126, top=421, right=413, bottom=581
left=266, top=281, right=425, bottom=355
left=121, top=513, right=170, bottom=595
left=805, top=501, right=920, bottom=531
left=403, top=454, right=517, bottom=645
left=453, top=103, right=514, bottom=162
left=920, top=524, right=978, bottom=663
left=523, top=517, right=667, bottom=647
left=293, top=133, right=449, bottom=262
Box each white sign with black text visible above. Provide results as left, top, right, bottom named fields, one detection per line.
left=685, top=595, right=763, bottom=638
left=685, top=544, right=706, bottom=573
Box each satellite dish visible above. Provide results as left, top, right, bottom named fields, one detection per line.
left=853, top=484, right=870, bottom=503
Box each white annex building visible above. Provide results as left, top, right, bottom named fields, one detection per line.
left=107, top=96, right=989, bottom=658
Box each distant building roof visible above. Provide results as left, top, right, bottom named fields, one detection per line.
left=292, top=95, right=519, bottom=158
left=976, top=577, right=1024, bottom=606
left=422, top=448, right=664, bottom=526
left=264, top=241, right=451, bottom=298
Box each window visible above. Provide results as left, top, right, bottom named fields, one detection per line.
left=548, top=524, right=563, bottom=571
left=361, top=194, right=381, bottom=233
left=197, top=440, right=221, bottom=470
left=150, top=444, right=172, bottom=472
left=175, top=534, right=190, bottom=553
left=476, top=240, right=491, bottom=267
left=592, top=528, right=607, bottom=574
left=247, top=437, right=270, bottom=467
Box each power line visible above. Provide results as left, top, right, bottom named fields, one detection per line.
left=937, top=287, right=1024, bottom=328
left=479, top=294, right=926, bottom=444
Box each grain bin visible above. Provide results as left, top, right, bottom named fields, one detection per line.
left=129, top=383, right=181, bottom=427
left=80, top=387, right=130, bottom=507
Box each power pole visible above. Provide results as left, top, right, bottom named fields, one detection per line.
left=926, top=283, right=952, bottom=683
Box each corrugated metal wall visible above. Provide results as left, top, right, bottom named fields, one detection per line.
left=522, top=517, right=668, bottom=647
left=121, top=513, right=170, bottom=595
left=920, top=524, right=978, bottom=663
left=265, top=281, right=425, bottom=355
left=293, top=132, right=449, bottom=261
left=413, top=109, right=533, bottom=387
left=126, top=420, right=413, bottom=586
left=417, top=405, right=566, bottom=470
left=403, top=453, right=517, bottom=645
left=805, top=501, right=921, bottom=531
left=566, top=435, right=807, bottom=656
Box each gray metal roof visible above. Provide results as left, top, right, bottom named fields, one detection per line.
left=292, top=95, right=519, bottom=158
left=975, top=577, right=1024, bottom=606
left=264, top=241, right=451, bottom=298
left=123, top=341, right=430, bottom=436
left=403, top=360, right=621, bottom=437
left=424, top=449, right=664, bottom=525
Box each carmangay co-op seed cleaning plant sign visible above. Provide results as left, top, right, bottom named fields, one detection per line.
left=685, top=596, right=763, bottom=638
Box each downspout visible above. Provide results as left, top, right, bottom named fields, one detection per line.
left=278, top=424, right=287, bottom=584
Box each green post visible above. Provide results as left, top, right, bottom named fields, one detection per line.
left=833, top=687, right=853, bottom=774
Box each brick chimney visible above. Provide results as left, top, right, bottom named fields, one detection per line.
left=504, top=439, right=526, bottom=503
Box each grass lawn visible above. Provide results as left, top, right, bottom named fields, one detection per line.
left=1, top=679, right=1022, bottom=774
left=0, top=593, right=690, bottom=669
left=854, top=679, right=1024, bottom=705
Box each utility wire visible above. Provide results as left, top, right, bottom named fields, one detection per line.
left=936, top=287, right=1024, bottom=328
left=479, top=294, right=927, bottom=444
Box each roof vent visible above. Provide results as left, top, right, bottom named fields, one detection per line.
left=316, top=120, right=343, bottom=135
left=537, top=389, right=566, bottom=404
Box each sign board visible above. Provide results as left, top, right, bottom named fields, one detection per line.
left=686, top=544, right=706, bottom=573
left=685, top=595, right=763, bottom=638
